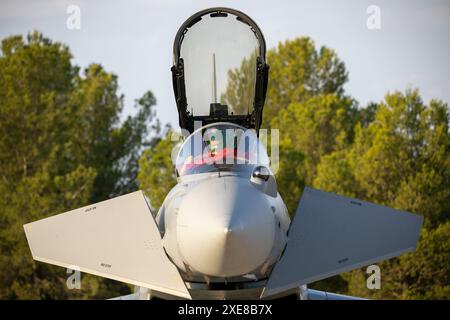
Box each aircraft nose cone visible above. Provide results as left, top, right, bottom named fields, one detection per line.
left=177, top=177, right=276, bottom=278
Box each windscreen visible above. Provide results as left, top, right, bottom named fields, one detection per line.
left=176, top=123, right=270, bottom=177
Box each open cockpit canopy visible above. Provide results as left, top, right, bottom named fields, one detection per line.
left=172, top=7, right=269, bottom=133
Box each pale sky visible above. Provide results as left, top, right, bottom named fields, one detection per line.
left=1, top=0, right=449, bottom=127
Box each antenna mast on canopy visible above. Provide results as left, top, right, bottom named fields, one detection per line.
left=212, top=53, right=218, bottom=103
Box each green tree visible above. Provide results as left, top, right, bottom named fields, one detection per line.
left=67, top=66, right=160, bottom=202
left=314, top=89, right=450, bottom=299
left=266, top=93, right=358, bottom=218
left=264, top=37, right=348, bottom=126
left=0, top=32, right=158, bottom=299
left=138, top=130, right=178, bottom=210
left=315, top=89, right=450, bottom=226
left=273, top=94, right=357, bottom=189
left=220, top=51, right=257, bottom=115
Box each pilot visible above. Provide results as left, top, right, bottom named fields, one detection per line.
left=179, top=126, right=254, bottom=176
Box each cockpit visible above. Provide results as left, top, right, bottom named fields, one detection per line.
left=175, top=123, right=270, bottom=177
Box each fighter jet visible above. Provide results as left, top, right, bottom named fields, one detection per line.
left=23, top=7, right=423, bottom=300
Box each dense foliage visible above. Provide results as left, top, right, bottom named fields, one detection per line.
left=0, top=32, right=159, bottom=299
